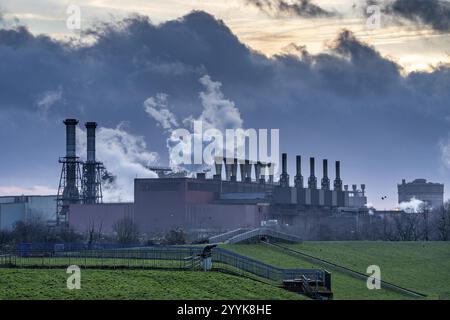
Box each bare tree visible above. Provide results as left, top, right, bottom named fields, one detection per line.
left=434, top=202, right=450, bottom=241
left=87, top=218, right=103, bottom=247
left=112, top=216, right=139, bottom=244
left=393, top=212, right=422, bottom=241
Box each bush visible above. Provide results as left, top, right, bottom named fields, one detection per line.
left=165, top=228, right=186, bottom=245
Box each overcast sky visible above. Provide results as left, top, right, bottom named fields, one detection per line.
left=1, top=0, right=450, bottom=208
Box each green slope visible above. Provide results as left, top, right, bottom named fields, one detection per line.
left=225, top=242, right=450, bottom=300
left=0, top=268, right=303, bottom=300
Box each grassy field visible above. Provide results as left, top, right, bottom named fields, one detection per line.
left=0, top=268, right=303, bottom=300
left=225, top=242, right=450, bottom=300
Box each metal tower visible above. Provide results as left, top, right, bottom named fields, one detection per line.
left=82, top=122, right=104, bottom=204
left=57, top=119, right=83, bottom=225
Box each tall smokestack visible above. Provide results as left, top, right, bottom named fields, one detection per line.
left=64, top=119, right=78, bottom=158
left=279, top=153, right=289, bottom=187
left=308, top=157, right=317, bottom=189
left=334, top=161, right=343, bottom=191
left=57, top=119, right=82, bottom=224
left=83, top=122, right=102, bottom=205
left=321, top=159, right=330, bottom=190
left=85, top=122, right=97, bottom=162
left=295, top=155, right=303, bottom=188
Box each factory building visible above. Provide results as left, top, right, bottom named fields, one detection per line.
left=398, top=179, right=444, bottom=208
left=0, top=195, right=56, bottom=230
left=132, top=154, right=367, bottom=232
left=134, top=177, right=272, bottom=232
left=69, top=203, right=134, bottom=233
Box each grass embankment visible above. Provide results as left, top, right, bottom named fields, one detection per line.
left=225, top=242, right=450, bottom=300
left=0, top=268, right=303, bottom=300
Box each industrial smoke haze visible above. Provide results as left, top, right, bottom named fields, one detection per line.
left=76, top=125, right=158, bottom=202
left=146, top=75, right=246, bottom=171
left=398, top=197, right=424, bottom=213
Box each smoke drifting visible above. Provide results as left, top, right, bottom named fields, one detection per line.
left=398, top=197, right=424, bottom=213
left=246, top=0, right=335, bottom=18
left=146, top=75, right=245, bottom=172
left=144, top=93, right=179, bottom=131
left=77, top=125, right=158, bottom=202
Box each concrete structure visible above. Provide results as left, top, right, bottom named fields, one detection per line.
left=0, top=195, right=56, bottom=230
left=398, top=179, right=444, bottom=208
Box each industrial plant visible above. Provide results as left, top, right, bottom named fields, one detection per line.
left=0, top=118, right=446, bottom=239
left=59, top=118, right=369, bottom=236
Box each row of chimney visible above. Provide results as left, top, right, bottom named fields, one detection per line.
left=213, top=157, right=275, bottom=184
left=280, top=153, right=342, bottom=191
left=211, top=153, right=344, bottom=190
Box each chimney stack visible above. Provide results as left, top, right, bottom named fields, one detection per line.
left=85, top=122, right=97, bottom=162
left=308, top=157, right=317, bottom=189
left=279, top=153, right=289, bottom=187
left=334, top=161, right=343, bottom=191
left=213, top=157, right=222, bottom=180
left=321, top=159, right=330, bottom=190
left=64, top=119, right=78, bottom=158
left=254, top=162, right=261, bottom=181
left=245, top=160, right=252, bottom=183
left=239, top=162, right=246, bottom=182
left=224, top=158, right=232, bottom=181
left=268, top=163, right=274, bottom=184
left=295, top=155, right=303, bottom=188
left=230, top=158, right=238, bottom=182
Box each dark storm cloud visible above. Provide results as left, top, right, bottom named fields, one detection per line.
left=1, top=10, right=450, bottom=206
left=246, top=0, right=335, bottom=18
left=369, top=0, right=450, bottom=31
left=390, top=0, right=450, bottom=31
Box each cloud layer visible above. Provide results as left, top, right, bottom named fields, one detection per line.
left=246, top=0, right=335, bottom=18
left=1, top=10, right=450, bottom=207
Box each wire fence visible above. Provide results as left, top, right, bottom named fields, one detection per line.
left=0, top=244, right=328, bottom=285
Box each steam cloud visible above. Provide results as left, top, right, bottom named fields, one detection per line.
left=398, top=197, right=424, bottom=213
left=144, top=93, right=179, bottom=131
left=146, top=75, right=245, bottom=172
left=77, top=125, right=158, bottom=202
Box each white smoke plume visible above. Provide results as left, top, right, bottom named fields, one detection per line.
left=398, top=197, right=424, bottom=213
left=77, top=124, right=158, bottom=202
left=36, top=87, right=63, bottom=118
left=144, top=93, right=178, bottom=131
left=185, top=75, right=243, bottom=131
left=145, top=75, right=245, bottom=173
